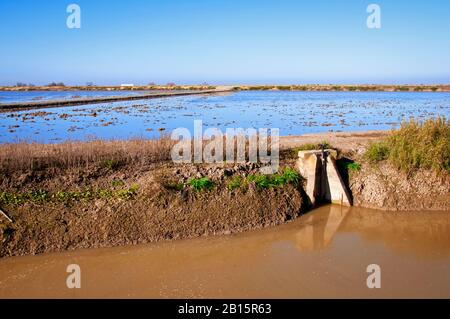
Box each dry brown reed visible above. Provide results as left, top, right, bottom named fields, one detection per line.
left=0, top=137, right=176, bottom=174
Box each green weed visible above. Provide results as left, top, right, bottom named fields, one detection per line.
left=116, top=184, right=140, bottom=200
left=365, top=142, right=390, bottom=163
left=364, top=117, right=449, bottom=173
left=227, top=176, right=243, bottom=191
left=247, top=167, right=302, bottom=189
left=346, top=162, right=361, bottom=171
left=188, top=177, right=214, bottom=192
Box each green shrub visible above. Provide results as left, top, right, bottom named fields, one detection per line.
left=281, top=167, right=302, bottom=185
left=54, top=191, right=77, bottom=202
left=0, top=192, right=24, bottom=205
left=247, top=167, right=302, bottom=189
left=364, top=117, right=449, bottom=173
left=227, top=176, right=243, bottom=191
left=0, top=185, right=142, bottom=206
left=79, top=189, right=94, bottom=200
left=247, top=174, right=273, bottom=189
left=365, top=142, right=390, bottom=163
left=116, top=184, right=139, bottom=200
left=386, top=117, right=449, bottom=173
left=188, top=177, right=214, bottom=192
left=98, top=189, right=114, bottom=198
left=0, top=190, right=51, bottom=204
left=28, top=190, right=50, bottom=203
left=346, top=162, right=361, bottom=171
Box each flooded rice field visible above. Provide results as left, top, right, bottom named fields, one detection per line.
left=0, top=90, right=150, bottom=104
left=1, top=205, right=450, bottom=298
left=0, top=91, right=449, bottom=143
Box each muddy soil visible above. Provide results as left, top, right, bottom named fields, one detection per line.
left=349, top=161, right=450, bottom=211
left=0, top=161, right=305, bottom=258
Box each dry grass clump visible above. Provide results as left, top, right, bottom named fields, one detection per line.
left=365, top=117, right=449, bottom=174
left=0, top=137, right=176, bottom=174
left=0, top=133, right=279, bottom=175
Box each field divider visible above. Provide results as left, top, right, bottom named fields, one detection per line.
left=0, top=88, right=234, bottom=112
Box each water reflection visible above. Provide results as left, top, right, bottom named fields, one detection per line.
left=293, top=206, right=450, bottom=257
left=294, top=205, right=349, bottom=251
left=342, top=208, right=450, bottom=257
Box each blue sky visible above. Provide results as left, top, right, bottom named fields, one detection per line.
left=0, top=0, right=449, bottom=85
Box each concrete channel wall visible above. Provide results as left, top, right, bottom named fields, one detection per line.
left=296, top=149, right=352, bottom=207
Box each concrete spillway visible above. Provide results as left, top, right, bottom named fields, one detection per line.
left=296, top=149, right=352, bottom=207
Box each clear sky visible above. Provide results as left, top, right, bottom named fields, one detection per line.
left=0, top=0, right=449, bottom=85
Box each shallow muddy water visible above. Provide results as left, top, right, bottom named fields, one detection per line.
left=0, top=91, right=449, bottom=143
left=1, top=205, right=450, bottom=298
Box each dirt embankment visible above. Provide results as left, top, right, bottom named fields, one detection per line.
left=0, top=89, right=231, bottom=112
left=348, top=162, right=450, bottom=211
left=0, top=161, right=306, bottom=258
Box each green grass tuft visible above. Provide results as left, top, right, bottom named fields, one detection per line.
left=292, top=141, right=333, bottom=156
left=188, top=177, right=214, bottom=192
left=116, top=184, right=140, bottom=200
left=364, top=117, right=449, bottom=173
left=346, top=162, right=361, bottom=171
left=247, top=167, right=303, bottom=189
left=281, top=167, right=302, bottom=185
left=247, top=174, right=273, bottom=189
left=227, top=176, right=243, bottom=191
left=365, top=142, right=390, bottom=163
left=0, top=185, right=140, bottom=206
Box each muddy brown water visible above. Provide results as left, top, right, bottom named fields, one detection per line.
left=1, top=205, right=450, bottom=298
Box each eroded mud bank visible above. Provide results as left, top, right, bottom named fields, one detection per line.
left=1, top=132, right=448, bottom=257
left=0, top=161, right=306, bottom=257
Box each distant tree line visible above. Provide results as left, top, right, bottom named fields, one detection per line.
left=47, top=82, right=66, bottom=87
left=16, top=82, right=35, bottom=87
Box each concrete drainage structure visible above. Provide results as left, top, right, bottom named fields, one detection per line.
left=296, top=149, right=352, bottom=207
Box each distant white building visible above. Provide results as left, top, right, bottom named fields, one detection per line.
left=120, top=84, right=134, bottom=88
